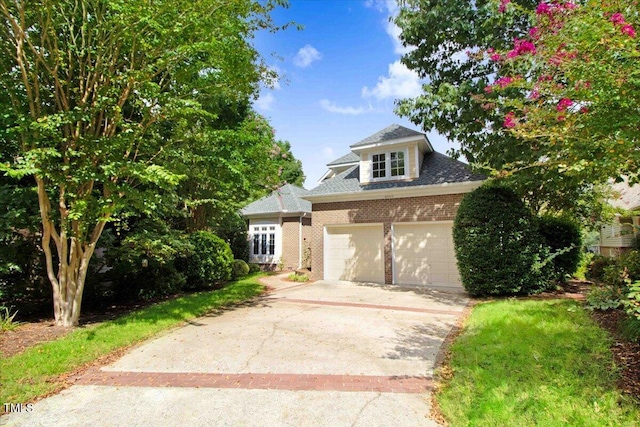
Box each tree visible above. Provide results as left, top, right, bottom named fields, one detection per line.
left=480, top=0, right=639, bottom=185
left=394, top=0, right=611, bottom=218
left=0, top=0, right=287, bottom=326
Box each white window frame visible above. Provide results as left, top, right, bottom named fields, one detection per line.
left=249, top=222, right=280, bottom=263
left=369, top=148, right=408, bottom=182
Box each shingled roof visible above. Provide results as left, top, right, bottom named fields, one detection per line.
left=241, top=184, right=311, bottom=216
left=350, top=124, right=425, bottom=148
left=326, top=152, right=359, bottom=166
left=306, top=151, right=486, bottom=197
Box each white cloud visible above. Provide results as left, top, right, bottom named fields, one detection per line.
left=319, top=99, right=371, bottom=115
left=361, top=60, right=422, bottom=100
left=366, top=0, right=413, bottom=55
left=293, top=45, right=322, bottom=68
left=254, top=93, right=275, bottom=111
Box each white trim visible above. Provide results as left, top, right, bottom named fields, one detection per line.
left=391, top=223, right=396, bottom=284
left=303, top=180, right=484, bottom=203
left=298, top=216, right=303, bottom=269
left=369, top=148, right=409, bottom=182
left=414, top=145, right=420, bottom=178
left=351, top=135, right=430, bottom=152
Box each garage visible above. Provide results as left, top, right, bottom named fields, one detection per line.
left=324, top=224, right=384, bottom=283
left=392, top=222, right=461, bottom=287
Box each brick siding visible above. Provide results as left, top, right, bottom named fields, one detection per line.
left=310, top=194, right=464, bottom=283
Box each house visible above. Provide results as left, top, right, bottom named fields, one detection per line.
left=241, top=184, right=312, bottom=270
left=599, top=179, right=640, bottom=257
left=302, top=124, right=485, bottom=288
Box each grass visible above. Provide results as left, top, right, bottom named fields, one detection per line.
left=437, top=299, right=640, bottom=427
left=0, top=273, right=265, bottom=404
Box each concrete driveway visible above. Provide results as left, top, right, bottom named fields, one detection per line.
left=2, top=275, right=468, bottom=427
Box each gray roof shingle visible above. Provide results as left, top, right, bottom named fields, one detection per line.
left=350, top=124, right=425, bottom=148
left=327, top=152, right=359, bottom=166
left=241, top=184, right=311, bottom=216
left=306, top=152, right=486, bottom=197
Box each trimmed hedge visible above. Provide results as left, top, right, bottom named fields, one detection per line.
left=180, top=231, right=233, bottom=289
left=453, top=184, right=549, bottom=297
left=232, top=259, right=250, bottom=279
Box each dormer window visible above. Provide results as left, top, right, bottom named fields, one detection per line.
left=372, top=153, right=386, bottom=178
left=390, top=151, right=405, bottom=176
left=370, top=150, right=407, bottom=181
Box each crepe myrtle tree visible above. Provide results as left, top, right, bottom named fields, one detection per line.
left=394, top=0, right=625, bottom=219
left=481, top=0, right=640, bottom=186
left=0, top=0, right=288, bottom=326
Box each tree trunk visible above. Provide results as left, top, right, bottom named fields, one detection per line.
left=36, top=177, right=105, bottom=327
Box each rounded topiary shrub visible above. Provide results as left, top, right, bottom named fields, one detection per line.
left=232, top=259, right=250, bottom=279
left=453, top=184, right=549, bottom=297
left=537, top=215, right=582, bottom=283
left=180, top=231, right=233, bottom=289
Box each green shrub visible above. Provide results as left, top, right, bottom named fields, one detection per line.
left=537, top=215, right=582, bottom=282
left=287, top=273, right=309, bottom=282
left=586, top=254, right=616, bottom=282
left=619, top=249, right=640, bottom=281
left=623, top=280, right=640, bottom=321
left=248, top=263, right=261, bottom=273
left=585, top=284, right=625, bottom=311
left=179, top=231, right=233, bottom=289
left=232, top=259, right=250, bottom=279
left=453, top=184, right=550, bottom=297
left=574, top=251, right=594, bottom=281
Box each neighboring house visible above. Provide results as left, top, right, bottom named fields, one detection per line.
left=599, top=179, right=640, bottom=257
left=303, top=124, right=485, bottom=289
left=241, top=184, right=312, bottom=270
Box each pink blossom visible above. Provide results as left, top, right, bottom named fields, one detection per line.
left=529, top=27, right=540, bottom=39
left=529, top=89, right=540, bottom=100
left=610, top=13, right=625, bottom=26
left=563, top=2, right=577, bottom=10
left=557, top=98, right=573, bottom=111
left=499, top=0, right=511, bottom=13
left=490, top=53, right=502, bottom=61
left=538, top=74, right=553, bottom=82
left=484, top=85, right=493, bottom=94
left=503, top=112, right=517, bottom=128
left=621, top=24, right=636, bottom=38
left=487, top=48, right=495, bottom=54
left=536, top=3, right=553, bottom=15
left=507, top=38, right=537, bottom=58
left=580, top=106, right=589, bottom=114
left=495, top=76, right=514, bottom=88
left=557, top=114, right=566, bottom=121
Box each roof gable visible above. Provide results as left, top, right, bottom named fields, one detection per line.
left=350, top=124, right=426, bottom=149
left=327, top=152, right=359, bottom=166
left=241, top=184, right=311, bottom=216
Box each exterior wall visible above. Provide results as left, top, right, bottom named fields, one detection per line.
left=281, top=217, right=301, bottom=270
left=600, top=215, right=639, bottom=249
left=310, top=193, right=464, bottom=283
left=301, top=217, right=312, bottom=269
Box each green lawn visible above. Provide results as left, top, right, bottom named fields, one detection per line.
left=0, top=274, right=265, bottom=404
left=437, top=299, right=639, bottom=427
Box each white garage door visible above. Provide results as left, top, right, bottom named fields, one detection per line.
left=324, top=224, right=384, bottom=283
left=392, top=222, right=461, bottom=287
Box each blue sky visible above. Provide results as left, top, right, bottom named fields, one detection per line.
left=252, top=0, right=455, bottom=188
